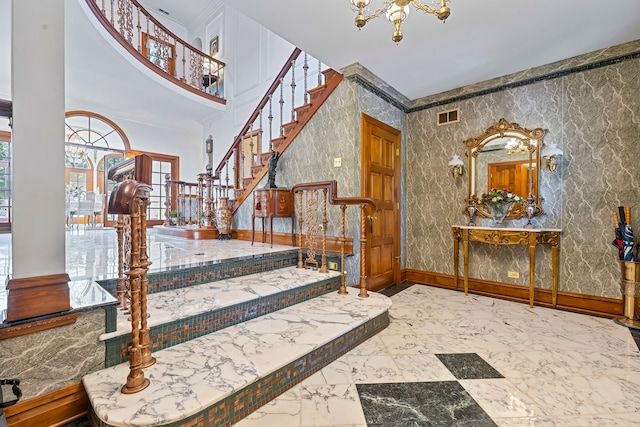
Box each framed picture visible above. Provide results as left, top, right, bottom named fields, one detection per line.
left=209, top=36, right=219, bottom=57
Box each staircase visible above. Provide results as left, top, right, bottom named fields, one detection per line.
left=213, top=49, right=343, bottom=214
left=83, top=246, right=391, bottom=426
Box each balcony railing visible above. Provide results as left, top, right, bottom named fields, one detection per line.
left=86, top=0, right=226, bottom=102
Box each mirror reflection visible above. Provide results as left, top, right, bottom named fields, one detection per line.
left=465, top=119, right=545, bottom=220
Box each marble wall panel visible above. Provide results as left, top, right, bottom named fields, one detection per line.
left=0, top=310, right=105, bottom=400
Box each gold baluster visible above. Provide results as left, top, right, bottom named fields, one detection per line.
left=358, top=204, right=369, bottom=298
left=297, top=191, right=304, bottom=268
left=338, top=204, right=348, bottom=295
left=121, top=203, right=150, bottom=394
left=115, top=214, right=126, bottom=308
left=138, top=198, right=156, bottom=369
left=320, top=188, right=328, bottom=273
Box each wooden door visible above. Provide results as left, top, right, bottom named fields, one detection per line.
left=361, top=114, right=401, bottom=292
left=489, top=159, right=536, bottom=198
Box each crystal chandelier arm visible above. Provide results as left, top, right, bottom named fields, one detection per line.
left=410, top=0, right=450, bottom=20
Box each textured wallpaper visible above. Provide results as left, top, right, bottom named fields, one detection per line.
left=406, top=58, right=640, bottom=299
left=232, top=79, right=407, bottom=285
left=233, top=46, right=640, bottom=300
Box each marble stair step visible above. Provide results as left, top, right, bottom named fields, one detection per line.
left=84, top=287, right=392, bottom=427
left=101, top=266, right=342, bottom=340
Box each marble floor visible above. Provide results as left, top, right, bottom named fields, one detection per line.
left=233, top=284, right=640, bottom=427
left=0, top=227, right=297, bottom=320
left=3, top=230, right=640, bottom=426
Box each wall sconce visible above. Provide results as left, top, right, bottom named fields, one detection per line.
left=541, top=143, right=563, bottom=172
left=448, top=154, right=464, bottom=178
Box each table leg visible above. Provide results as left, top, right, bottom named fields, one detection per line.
left=552, top=243, right=559, bottom=307
left=261, top=218, right=265, bottom=244
left=291, top=214, right=295, bottom=246
left=529, top=243, right=536, bottom=308
left=251, top=214, right=255, bottom=246
left=463, top=238, right=469, bottom=296
left=270, top=215, right=274, bottom=248
left=453, top=231, right=459, bottom=290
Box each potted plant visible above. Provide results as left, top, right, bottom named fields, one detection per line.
left=169, top=210, right=181, bottom=226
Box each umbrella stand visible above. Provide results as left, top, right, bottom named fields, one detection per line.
left=615, top=260, right=640, bottom=330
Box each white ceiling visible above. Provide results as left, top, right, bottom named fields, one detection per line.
left=223, top=0, right=640, bottom=101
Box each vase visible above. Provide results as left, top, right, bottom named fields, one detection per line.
left=216, top=197, right=232, bottom=239
left=486, top=202, right=514, bottom=225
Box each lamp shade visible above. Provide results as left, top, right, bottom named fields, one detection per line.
left=541, top=142, right=563, bottom=159
left=448, top=154, right=464, bottom=168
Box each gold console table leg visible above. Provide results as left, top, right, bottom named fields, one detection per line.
left=529, top=242, right=536, bottom=308
left=463, top=230, right=469, bottom=296
left=551, top=243, right=559, bottom=307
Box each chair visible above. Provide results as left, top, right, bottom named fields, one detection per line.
left=75, top=191, right=96, bottom=228
left=93, top=194, right=104, bottom=227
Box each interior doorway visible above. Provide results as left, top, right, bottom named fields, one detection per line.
left=360, top=114, right=401, bottom=292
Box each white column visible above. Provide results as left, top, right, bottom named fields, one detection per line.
left=11, top=0, right=65, bottom=279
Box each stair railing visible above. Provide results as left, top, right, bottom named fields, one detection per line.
left=164, top=173, right=233, bottom=228
left=291, top=181, right=378, bottom=298
left=107, top=179, right=156, bottom=394
left=86, top=0, right=225, bottom=101
left=214, top=49, right=331, bottom=206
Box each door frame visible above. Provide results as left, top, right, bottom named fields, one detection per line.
left=360, top=113, right=402, bottom=290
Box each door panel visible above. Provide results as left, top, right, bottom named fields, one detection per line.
left=361, top=114, right=401, bottom=292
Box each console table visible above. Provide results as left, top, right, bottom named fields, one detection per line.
left=252, top=187, right=294, bottom=247
left=452, top=226, right=562, bottom=308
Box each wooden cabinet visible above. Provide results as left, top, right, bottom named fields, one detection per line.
left=252, top=188, right=294, bottom=247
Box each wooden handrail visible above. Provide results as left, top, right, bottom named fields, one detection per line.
left=292, top=180, right=378, bottom=211
left=85, top=0, right=226, bottom=103
left=214, top=48, right=302, bottom=178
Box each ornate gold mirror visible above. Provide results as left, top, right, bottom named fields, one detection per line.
left=465, top=119, right=545, bottom=220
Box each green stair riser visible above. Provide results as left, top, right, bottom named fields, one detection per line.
left=92, top=311, right=389, bottom=427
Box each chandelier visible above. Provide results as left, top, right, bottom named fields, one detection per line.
left=65, top=145, right=87, bottom=166
left=350, top=0, right=450, bottom=44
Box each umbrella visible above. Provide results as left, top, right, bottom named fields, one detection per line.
left=622, top=207, right=635, bottom=261
left=612, top=211, right=623, bottom=259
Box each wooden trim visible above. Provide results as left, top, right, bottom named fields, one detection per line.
left=0, top=313, right=79, bottom=341
left=404, top=269, right=624, bottom=318
left=155, top=225, right=219, bottom=240
left=233, top=229, right=354, bottom=254
left=0, top=130, right=11, bottom=141
left=4, top=382, right=88, bottom=427
left=5, top=274, right=72, bottom=322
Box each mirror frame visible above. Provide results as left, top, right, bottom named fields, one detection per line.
left=465, top=118, right=545, bottom=220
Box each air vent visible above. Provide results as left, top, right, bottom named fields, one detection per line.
left=437, top=108, right=460, bottom=126
left=158, top=8, right=170, bottom=15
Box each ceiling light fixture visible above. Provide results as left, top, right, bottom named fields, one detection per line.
left=350, top=0, right=450, bottom=44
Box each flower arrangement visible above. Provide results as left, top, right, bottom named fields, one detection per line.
left=479, top=188, right=523, bottom=205
left=479, top=188, right=522, bottom=224
left=65, top=184, right=82, bottom=198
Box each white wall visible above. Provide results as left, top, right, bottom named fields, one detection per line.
left=189, top=3, right=294, bottom=168
left=0, top=0, right=11, bottom=99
